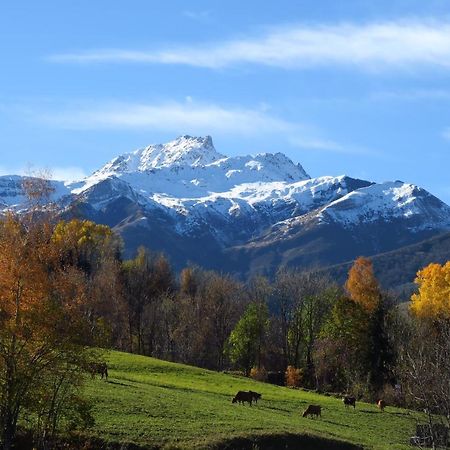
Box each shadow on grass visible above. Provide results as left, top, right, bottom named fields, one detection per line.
left=210, top=432, right=363, bottom=450
left=322, top=419, right=352, bottom=428
left=106, top=379, right=133, bottom=387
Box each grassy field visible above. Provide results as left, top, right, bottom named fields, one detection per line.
left=83, top=350, right=418, bottom=449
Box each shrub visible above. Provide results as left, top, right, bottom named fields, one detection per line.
left=285, top=366, right=303, bottom=387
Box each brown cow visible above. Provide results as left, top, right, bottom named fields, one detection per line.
left=377, top=399, right=386, bottom=411
left=302, top=404, right=321, bottom=418
left=343, top=396, right=356, bottom=408
left=249, top=390, right=262, bottom=404
left=232, top=391, right=253, bottom=406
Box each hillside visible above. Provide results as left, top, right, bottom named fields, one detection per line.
left=320, top=231, right=450, bottom=296
left=81, top=350, right=417, bottom=449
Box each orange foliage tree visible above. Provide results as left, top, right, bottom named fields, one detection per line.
left=410, top=261, right=450, bottom=319
left=345, top=257, right=381, bottom=313
left=0, top=214, right=96, bottom=449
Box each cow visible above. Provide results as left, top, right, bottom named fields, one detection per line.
left=232, top=391, right=253, bottom=406
left=343, top=396, right=356, bottom=409
left=377, top=399, right=386, bottom=411
left=249, top=390, right=262, bottom=404
left=86, top=362, right=108, bottom=380
left=302, top=404, right=321, bottom=418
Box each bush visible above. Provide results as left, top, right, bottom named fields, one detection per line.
left=285, top=366, right=303, bottom=387
left=250, top=366, right=268, bottom=382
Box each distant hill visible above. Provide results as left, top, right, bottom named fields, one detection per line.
left=320, top=231, right=450, bottom=297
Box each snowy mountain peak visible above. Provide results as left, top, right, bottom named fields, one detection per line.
left=95, top=135, right=224, bottom=177
left=76, top=136, right=311, bottom=197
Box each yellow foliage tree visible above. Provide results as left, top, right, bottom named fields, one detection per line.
left=345, top=257, right=381, bottom=313
left=410, top=262, right=450, bottom=319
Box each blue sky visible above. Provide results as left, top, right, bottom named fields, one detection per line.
left=2, top=0, right=450, bottom=202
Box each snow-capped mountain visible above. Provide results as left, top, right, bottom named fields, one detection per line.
left=2, top=135, right=450, bottom=279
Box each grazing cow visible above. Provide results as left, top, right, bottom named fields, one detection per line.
left=377, top=399, right=386, bottom=411
left=343, top=396, right=356, bottom=409
left=249, top=391, right=262, bottom=404
left=302, top=404, right=321, bottom=418
left=87, top=362, right=108, bottom=380
left=232, top=391, right=254, bottom=406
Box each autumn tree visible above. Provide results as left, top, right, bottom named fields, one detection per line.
left=410, top=261, right=450, bottom=320
left=345, top=257, right=381, bottom=313
left=52, top=219, right=127, bottom=348
left=396, top=261, right=450, bottom=445
left=0, top=214, right=96, bottom=449
left=317, top=258, right=393, bottom=396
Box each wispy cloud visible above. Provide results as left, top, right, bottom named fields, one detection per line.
left=289, top=136, right=378, bottom=156
left=49, top=19, right=450, bottom=71
left=183, top=10, right=211, bottom=22
left=370, top=89, right=450, bottom=101
left=36, top=100, right=298, bottom=136
left=27, top=99, right=381, bottom=159
left=442, top=128, right=450, bottom=141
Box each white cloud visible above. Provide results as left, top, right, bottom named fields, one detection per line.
left=37, top=100, right=298, bottom=136
left=49, top=19, right=450, bottom=71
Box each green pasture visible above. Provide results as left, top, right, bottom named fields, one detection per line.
left=83, top=350, right=418, bottom=449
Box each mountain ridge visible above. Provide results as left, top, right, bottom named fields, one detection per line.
left=1, top=135, right=449, bottom=288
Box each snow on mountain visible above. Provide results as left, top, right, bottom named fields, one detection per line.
left=73, top=135, right=310, bottom=201
left=2, top=135, right=450, bottom=267
left=0, top=175, right=71, bottom=209
left=68, top=135, right=377, bottom=241
left=318, top=181, right=450, bottom=231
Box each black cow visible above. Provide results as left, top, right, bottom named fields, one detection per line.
left=232, top=391, right=253, bottom=406
left=343, top=396, right=356, bottom=408
left=248, top=390, right=262, bottom=404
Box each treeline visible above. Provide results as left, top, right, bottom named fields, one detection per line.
left=2, top=204, right=450, bottom=448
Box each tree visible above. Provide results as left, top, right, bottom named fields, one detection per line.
left=318, top=261, right=394, bottom=396
left=52, top=219, right=126, bottom=348
left=318, top=295, right=369, bottom=392
left=345, top=257, right=381, bottom=313
left=410, top=262, right=450, bottom=320
left=272, top=270, right=335, bottom=381
left=396, top=319, right=450, bottom=449
left=227, top=301, right=269, bottom=376
left=122, top=247, right=174, bottom=355
left=0, top=214, right=96, bottom=449
left=172, top=269, right=244, bottom=370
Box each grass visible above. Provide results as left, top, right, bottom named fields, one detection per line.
left=83, top=350, right=418, bottom=449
